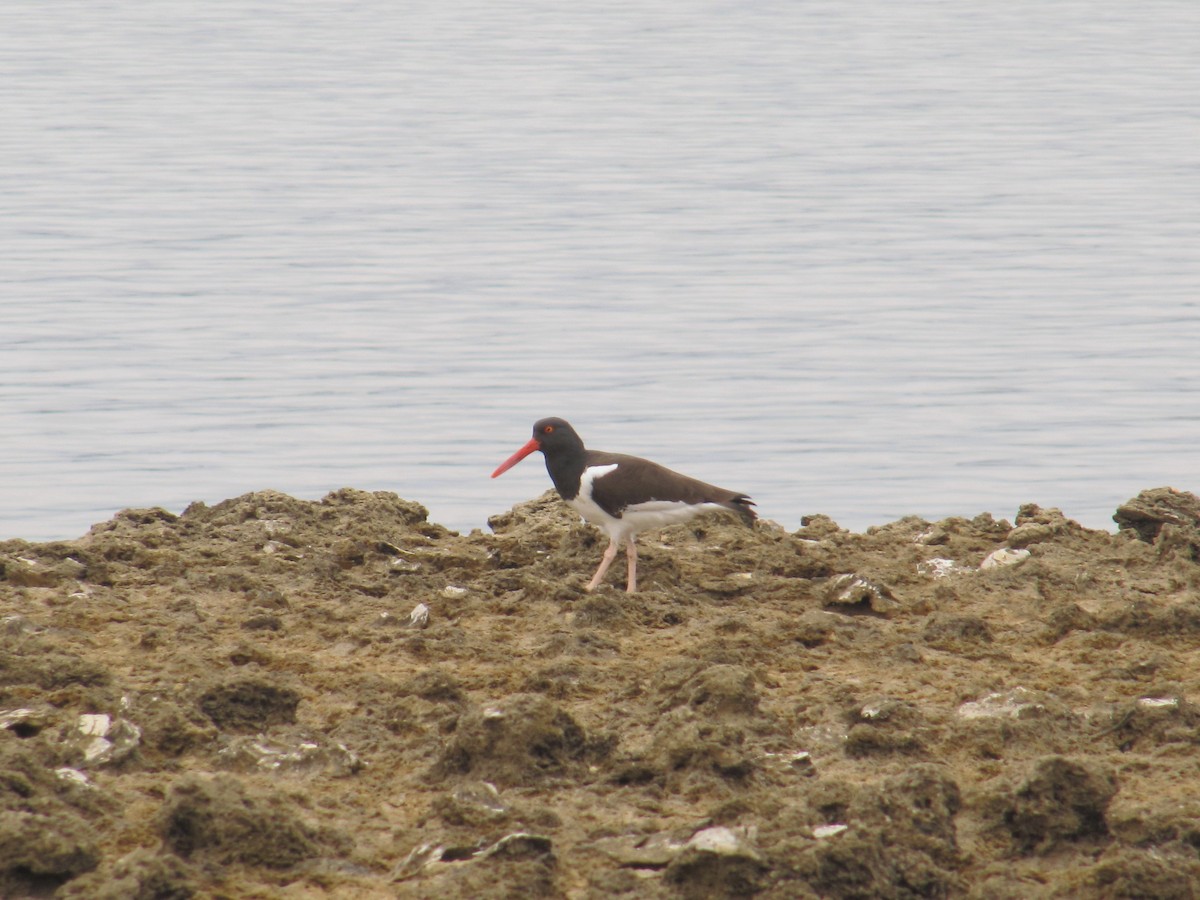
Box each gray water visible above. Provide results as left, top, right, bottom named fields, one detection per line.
left=3, top=1, right=1198, bottom=541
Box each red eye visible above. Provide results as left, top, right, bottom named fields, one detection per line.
left=543, top=425, right=555, bottom=434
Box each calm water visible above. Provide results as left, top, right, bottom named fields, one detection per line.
left=3, top=1, right=1198, bottom=541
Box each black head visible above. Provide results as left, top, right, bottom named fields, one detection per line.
left=528, top=417, right=584, bottom=455
left=492, top=417, right=586, bottom=478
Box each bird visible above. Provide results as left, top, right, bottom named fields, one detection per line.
left=491, top=417, right=757, bottom=593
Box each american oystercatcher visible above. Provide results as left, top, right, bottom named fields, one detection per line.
left=491, top=417, right=757, bottom=593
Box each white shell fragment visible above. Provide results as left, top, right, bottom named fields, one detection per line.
left=78, top=713, right=111, bottom=737
left=918, top=558, right=969, bottom=578
left=407, top=603, right=431, bottom=628
left=1137, top=697, right=1180, bottom=710
left=450, top=781, right=508, bottom=818
left=759, top=749, right=816, bottom=777
left=826, top=573, right=900, bottom=614
left=73, top=713, right=141, bottom=766
left=392, top=833, right=552, bottom=881
left=686, top=826, right=742, bottom=854
left=813, top=824, right=849, bottom=839
left=980, top=548, right=1031, bottom=570
left=392, top=842, right=445, bottom=880
left=217, top=734, right=363, bottom=777
left=957, top=688, right=1046, bottom=720
left=55, top=768, right=91, bottom=787
left=2, top=708, right=140, bottom=767
left=595, top=832, right=687, bottom=868
left=0, top=707, right=53, bottom=734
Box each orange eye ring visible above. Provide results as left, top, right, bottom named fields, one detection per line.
left=543, top=425, right=555, bottom=434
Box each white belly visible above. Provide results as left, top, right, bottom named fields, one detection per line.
left=620, top=500, right=718, bottom=532
left=567, top=464, right=715, bottom=542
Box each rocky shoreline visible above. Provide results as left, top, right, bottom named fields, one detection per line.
left=2, top=485, right=1199, bottom=898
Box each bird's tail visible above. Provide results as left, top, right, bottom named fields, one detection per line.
left=724, top=495, right=757, bottom=527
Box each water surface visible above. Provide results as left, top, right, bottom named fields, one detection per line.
left=3, top=1, right=1197, bottom=540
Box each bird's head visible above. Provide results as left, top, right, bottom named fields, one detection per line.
left=491, top=417, right=581, bottom=477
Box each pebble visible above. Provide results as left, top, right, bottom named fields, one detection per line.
left=791, top=751, right=815, bottom=774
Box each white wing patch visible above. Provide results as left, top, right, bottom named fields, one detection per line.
left=566, top=464, right=621, bottom=532
left=583, top=464, right=619, bottom=482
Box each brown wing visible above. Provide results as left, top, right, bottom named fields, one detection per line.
left=586, top=451, right=757, bottom=525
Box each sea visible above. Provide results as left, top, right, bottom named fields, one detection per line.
left=3, top=0, right=1198, bottom=541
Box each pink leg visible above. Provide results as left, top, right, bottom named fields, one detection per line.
left=585, top=540, right=619, bottom=591
left=625, top=537, right=638, bottom=593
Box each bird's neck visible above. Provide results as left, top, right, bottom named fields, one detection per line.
left=544, top=449, right=587, bottom=501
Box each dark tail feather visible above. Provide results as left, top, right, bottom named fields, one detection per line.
left=725, top=494, right=757, bottom=527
